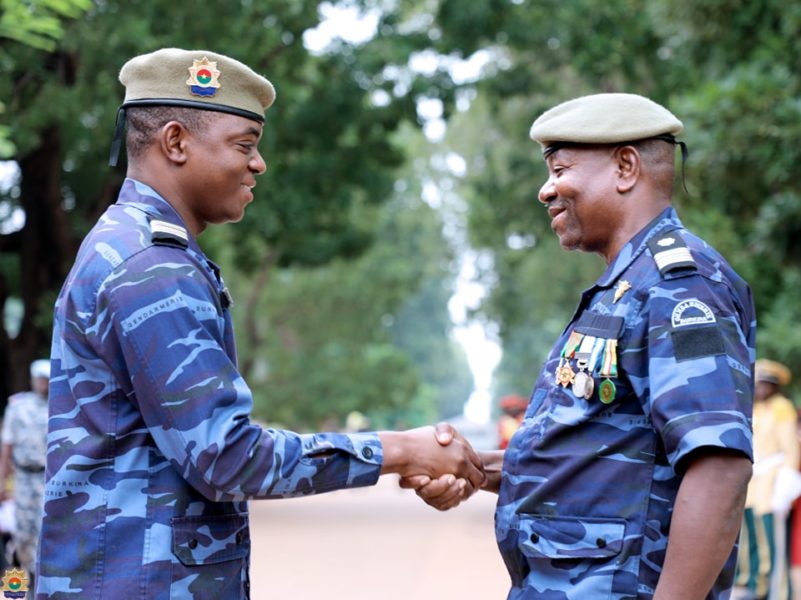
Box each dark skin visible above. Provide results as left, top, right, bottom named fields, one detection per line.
left=126, top=111, right=486, bottom=489
left=127, top=114, right=266, bottom=236
left=404, top=143, right=753, bottom=598
left=755, top=380, right=778, bottom=403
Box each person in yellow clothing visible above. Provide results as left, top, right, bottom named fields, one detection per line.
left=735, top=359, right=799, bottom=600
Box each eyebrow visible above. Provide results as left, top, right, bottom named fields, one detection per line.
left=239, top=126, right=262, bottom=139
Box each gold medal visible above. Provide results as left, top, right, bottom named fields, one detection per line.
left=556, top=361, right=576, bottom=387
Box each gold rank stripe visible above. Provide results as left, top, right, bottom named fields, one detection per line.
left=151, top=220, right=188, bottom=242
left=653, top=247, right=693, bottom=270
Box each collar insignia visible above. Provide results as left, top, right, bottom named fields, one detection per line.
left=613, top=280, right=632, bottom=303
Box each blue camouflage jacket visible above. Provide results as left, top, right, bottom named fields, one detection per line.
left=37, top=179, right=383, bottom=599
left=496, top=207, right=756, bottom=600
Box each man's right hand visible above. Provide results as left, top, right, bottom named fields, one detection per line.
left=378, top=425, right=485, bottom=492
left=397, top=424, right=505, bottom=510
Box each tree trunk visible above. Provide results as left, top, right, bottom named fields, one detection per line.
left=3, top=124, right=72, bottom=400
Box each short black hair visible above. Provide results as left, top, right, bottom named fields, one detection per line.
left=631, top=138, right=676, bottom=193
left=125, top=106, right=219, bottom=159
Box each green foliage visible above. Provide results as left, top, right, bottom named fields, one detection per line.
left=0, top=0, right=91, bottom=51
left=0, top=0, right=473, bottom=420
left=219, top=171, right=471, bottom=430
left=430, top=0, right=801, bottom=400
left=0, top=0, right=91, bottom=155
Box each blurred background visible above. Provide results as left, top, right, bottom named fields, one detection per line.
left=1, top=0, right=800, bottom=595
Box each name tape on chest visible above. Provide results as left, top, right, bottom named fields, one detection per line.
left=150, top=219, right=189, bottom=248
left=646, top=231, right=696, bottom=276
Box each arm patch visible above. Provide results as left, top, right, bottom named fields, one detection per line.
left=671, top=326, right=725, bottom=361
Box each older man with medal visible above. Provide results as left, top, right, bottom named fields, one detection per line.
left=406, top=93, right=756, bottom=600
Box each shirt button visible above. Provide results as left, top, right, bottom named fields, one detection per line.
left=361, top=447, right=374, bottom=459
left=530, top=533, right=540, bottom=543
left=596, top=537, right=607, bottom=548
left=188, top=538, right=198, bottom=550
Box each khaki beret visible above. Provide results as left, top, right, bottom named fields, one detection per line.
left=119, top=48, right=275, bottom=122
left=755, top=359, right=792, bottom=386
left=529, top=93, right=683, bottom=152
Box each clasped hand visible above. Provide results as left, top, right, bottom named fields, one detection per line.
left=380, top=423, right=488, bottom=511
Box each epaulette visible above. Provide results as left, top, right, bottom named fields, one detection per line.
left=646, top=230, right=696, bottom=277
left=150, top=219, right=189, bottom=248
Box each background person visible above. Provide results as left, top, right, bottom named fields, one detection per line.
left=36, top=48, right=483, bottom=599
left=497, top=394, right=527, bottom=450
left=735, top=359, right=799, bottom=600
left=0, top=359, right=49, bottom=587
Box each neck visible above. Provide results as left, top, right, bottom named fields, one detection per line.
left=599, top=196, right=670, bottom=264
left=127, top=163, right=204, bottom=236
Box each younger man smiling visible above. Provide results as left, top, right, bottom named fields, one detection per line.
left=37, top=48, right=484, bottom=599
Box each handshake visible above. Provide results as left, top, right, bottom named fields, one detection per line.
left=378, top=424, right=502, bottom=510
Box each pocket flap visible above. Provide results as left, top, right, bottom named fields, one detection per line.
left=172, top=513, right=250, bottom=566
left=518, top=515, right=626, bottom=559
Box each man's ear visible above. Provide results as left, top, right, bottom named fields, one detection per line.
left=615, top=145, right=641, bottom=193
left=158, top=121, right=189, bottom=165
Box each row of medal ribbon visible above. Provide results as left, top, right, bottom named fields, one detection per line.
left=555, top=330, right=618, bottom=404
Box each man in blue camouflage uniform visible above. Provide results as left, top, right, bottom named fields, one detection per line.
left=408, top=93, right=755, bottom=598
left=0, top=360, right=49, bottom=585
left=36, top=48, right=484, bottom=600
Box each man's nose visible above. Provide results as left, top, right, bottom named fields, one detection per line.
left=538, top=177, right=556, bottom=204
left=251, top=150, right=267, bottom=175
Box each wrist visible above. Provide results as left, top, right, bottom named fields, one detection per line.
left=378, top=431, right=410, bottom=476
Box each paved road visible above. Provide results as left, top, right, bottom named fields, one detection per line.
left=250, top=476, right=509, bottom=599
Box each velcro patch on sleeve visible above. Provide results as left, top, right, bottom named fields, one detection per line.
left=671, top=326, right=725, bottom=361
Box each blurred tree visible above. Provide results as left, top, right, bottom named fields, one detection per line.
left=216, top=124, right=472, bottom=430
left=0, top=0, right=91, bottom=51
left=0, top=0, right=91, bottom=157
left=0, top=0, right=458, bottom=413
left=427, top=0, right=801, bottom=398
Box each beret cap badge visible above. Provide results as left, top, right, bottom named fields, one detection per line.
left=186, top=57, right=221, bottom=97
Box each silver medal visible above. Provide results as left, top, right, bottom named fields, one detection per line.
left=583, top=375, right=595, bottom=399
left=573, top=371, right=590, bottom=398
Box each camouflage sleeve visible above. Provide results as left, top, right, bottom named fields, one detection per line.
left=638, top=274, right=753, bottom=470
left=91, top=247, right=382, bottom=501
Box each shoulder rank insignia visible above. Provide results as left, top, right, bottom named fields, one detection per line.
left=150, top=219, right=189, bottom=248
left=646, top=230, right=696, bottom=276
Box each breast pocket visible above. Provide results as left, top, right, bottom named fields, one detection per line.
left=171, top=513, right=250, bottom=599
left=516, top=514, right=627, bottom=600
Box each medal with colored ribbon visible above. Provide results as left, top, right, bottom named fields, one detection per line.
left=572, top=335, right=598, bottom=400
left=555, top=330, right=583, bottom=388
left=598, top=338, right=618, bottom=404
